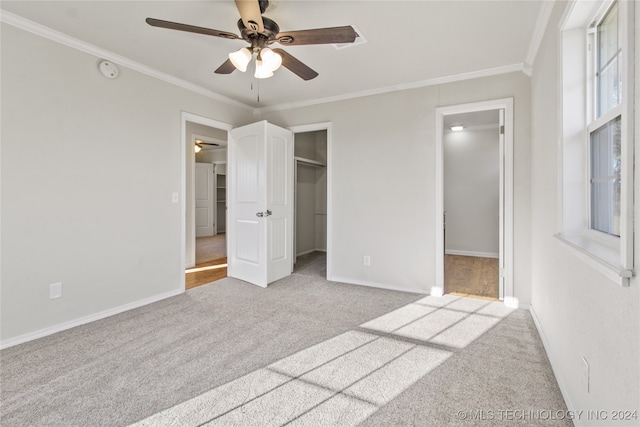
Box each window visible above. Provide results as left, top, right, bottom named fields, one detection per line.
left=589, top=1, right=622, bottom=238
left=558, top=0, right=635, bottom=286
left=595, top=2, right=621, bottom=118
left=590, top=116, right=620, bottom=236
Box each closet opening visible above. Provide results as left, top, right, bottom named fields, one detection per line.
left=293, top=128, right=328, bottom=278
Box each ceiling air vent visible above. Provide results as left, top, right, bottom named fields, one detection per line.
left=333, top=25, right=366, bottom=49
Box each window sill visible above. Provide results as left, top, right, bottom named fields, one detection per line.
left=555, top=233, right=632, bottom=287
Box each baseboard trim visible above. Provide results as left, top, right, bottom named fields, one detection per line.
left=0, top=288, right=184, bottom=350
left=296, top=248, right=327, bottom=257
left=445, top=250, right=499, bottom=259
left=529, top=305, right=579, bottom=426
left=329, top=276, right=429, bottom=295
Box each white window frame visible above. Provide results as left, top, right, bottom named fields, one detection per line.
left=557, top=0, right=635, bottom=287
left=585, top=1, right=623, bottom=246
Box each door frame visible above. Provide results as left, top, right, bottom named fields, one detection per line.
left=434, top=98, right=515, bottom=306
left=180, top=111, right=233, bottom=288
left=288, top=122, right=333, bottom=280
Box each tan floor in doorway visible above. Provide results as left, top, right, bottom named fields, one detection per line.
left=195, top=234, right=226, bottom=264
left=444, top=254, right=499, bottom=299
left=186, top=234, right=227, bottom=290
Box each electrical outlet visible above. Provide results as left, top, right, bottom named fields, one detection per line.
left=50, top=282, right=62, bottom=299
left=582, top=356, right=590, bottom=393
left=363, top=255, right=371, bottom=266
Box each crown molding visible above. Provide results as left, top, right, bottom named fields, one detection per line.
left=255, top=63, right=525, bottom=115
left=2, top=8, right=537, bottom=117
left=524, top=0, right=556, bottom=69
left=0, top=10, right=254, bottom=112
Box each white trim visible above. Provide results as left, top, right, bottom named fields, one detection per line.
left=435, top=98, right=515, bottom=301
left=445, top=250, right=499, bottom=259
left=557, top=0, right=635, bottom=285
left=256, top=64, right=524, bottom=114
left=0, top=288, right=184, bottom=350
left=529, top=305, right=581, bottom=427
left=289, top=122, right=333, bottom=280
left=295, top=248, right=326, bottom=257
left=0, top=10, right=253, bottom=112
left=555, top=234, right=631, bottom=287
left=524, top=0, right=556, bottom=73
left=330, top=276, right=430, bottom=296
left=1, top=10, right=532, bottom=117
left=181, top=112, right=234, bottom=285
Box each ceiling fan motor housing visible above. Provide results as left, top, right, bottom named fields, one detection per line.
left=238, top=16, right=280, bottom=49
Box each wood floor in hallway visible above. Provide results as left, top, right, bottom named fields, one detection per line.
left=444, top=254, right=499, bottom=299
left=186, top=234, right=227, bottom=290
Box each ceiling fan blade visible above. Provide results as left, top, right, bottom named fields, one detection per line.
left=234, top=0, right=264, bottom=33
left=146, top=18, right=239, bottom=40
left=272, top=49, right=319, bottom=80
left=276, top=26, right=357, bottom=46
left=215, top=59, right=236, bottom=74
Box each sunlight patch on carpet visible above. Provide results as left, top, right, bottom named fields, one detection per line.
left=131, top=295, right=516, bottom=427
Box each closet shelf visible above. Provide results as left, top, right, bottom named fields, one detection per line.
left=295, top=156, right=325, bottom=167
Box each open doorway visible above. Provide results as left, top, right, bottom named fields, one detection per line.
left=182, top=114, right=232, bottom=290
left=435, top=98, right=515, bottom=306
left=443, top=110, right=500, bottom=299
left=290, top=123, right=332, bottom=279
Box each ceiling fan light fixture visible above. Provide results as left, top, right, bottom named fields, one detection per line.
left=260, top=47, right=282, bottom=72
left=254, top=59, right=274, bottom=79
left=229, top=47, right=252, bottom=72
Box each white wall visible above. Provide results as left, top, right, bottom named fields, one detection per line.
left=1, top=17, right=534, bottom=342
left=0, top=24, right=251, bottom=344
left=260, top=72, right=531, bottom=299
left=444, top=127, right=500, bottom=257
left=530, top=2, right=639, bottom=423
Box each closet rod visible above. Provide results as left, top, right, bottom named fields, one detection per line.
left=295, top=156, right=325, bottom=168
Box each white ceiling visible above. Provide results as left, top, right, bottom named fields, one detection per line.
left=1, top=1, right=544, bottom=110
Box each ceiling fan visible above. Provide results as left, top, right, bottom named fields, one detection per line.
left=194, top=139, right=219, bottom=153
left=146, top=0, right=357, bottom=80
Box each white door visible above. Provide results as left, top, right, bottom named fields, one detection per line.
left=195, top=162, right=214, bottom=237
left=227, top=121, right=294, bottom=287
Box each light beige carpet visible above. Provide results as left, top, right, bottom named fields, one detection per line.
left=1, top=258, right=570, bottom=426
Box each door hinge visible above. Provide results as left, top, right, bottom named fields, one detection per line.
left=499, top=125, right=505, bottom=135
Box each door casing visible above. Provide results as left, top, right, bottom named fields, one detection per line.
left=180, top=112, right=233, bottom=286
left=434, top=98, right=516, bottom=306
